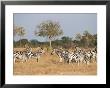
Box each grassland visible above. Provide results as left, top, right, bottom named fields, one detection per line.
left=13, top=48, right=97, bottom=75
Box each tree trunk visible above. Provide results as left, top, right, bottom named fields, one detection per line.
left=49, top=39, right=52, bottom=48
left=86, top=37, right=89, bottom=48
left=87, top=39, right=89, bottom=48
left=20, top=36, right=21, bottom=47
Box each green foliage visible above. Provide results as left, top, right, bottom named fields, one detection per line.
left=36, top=20, right=63, bottom=38
left=35, top=20, right=63, bottom=48
left=75, top=33, right=82, bottom=41
left=30, top=39, right=39, bottom=47
left=14, top=25, right=26, bottom=47
left=75, top=30, right=97, bottom=48
left=14, top=39, right=29, bottom=48
left=61, top=36, right=72, bottom=43
left=14, top=25, right=97, bottom=49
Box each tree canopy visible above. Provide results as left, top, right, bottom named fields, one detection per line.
left=35, top=20, right=63, bottom=48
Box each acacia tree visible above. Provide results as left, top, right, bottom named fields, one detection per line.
left=83, top=30, right=92, bottom=47
left=75, top=30, right=97, bottom=47
left=15, top=26, right=26, bottom=47
left=35, top=20, right=63, bottom=48
left=13, top=25, right=16, bottom=37
left=74, top=33, right=82, bottom=46
left=75, top=33, right=82, bottom=41
left=13, top=25, right=19, bottom=41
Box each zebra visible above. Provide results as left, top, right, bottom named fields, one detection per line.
left=51, top=47, right=97, bottom=65
left=30, top=48, right=45, bottom=62
left=13, top=50, right=28, bottom=63
left=81, top=49, right=97, bottom=64
left=51, top=48, right=70, bottom=63
left=68, top=49, right=85, bottom=65
left=89, top=49, right=97, bottom=63
left=13, top=47, right=45, bottom=63
left=51, top=48, right=82, bottom=64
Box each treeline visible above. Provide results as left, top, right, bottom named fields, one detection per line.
left=74, top=31, right=97, bottom=48
left=14, top=20, right=97, bottom=49
left=14, top=31, right=97, bottom=49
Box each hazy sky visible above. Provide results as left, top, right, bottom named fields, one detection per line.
left=14, top=13, right=97, bottom=42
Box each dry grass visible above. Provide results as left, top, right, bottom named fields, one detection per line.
left=13, top=48, right=97, bottom=75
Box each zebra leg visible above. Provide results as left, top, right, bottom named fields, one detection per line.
left=37, top=58, right=38, bottom=62
left=69, top=58, right=73, bottom=64
left=14, top=58, right=16, bottom=63
left=76, top=60, right=79, bottom=66
left=86, top=60, right=90, bottom=65
left=95, top=57, right=97, bottom=62
left=64, top=59, right=67, bottom=63
left=78, top=60, right=80, bottom=66
left=69, top=59, right=71, bottom=64
left=28, top=55, right=31, bottom=59
left=36, top=56, right=40, bottom=62
left=21, top=59, right=25, bottom=63
left=59, top=57, right=63, bottom=62
left=22, top=55, right=27, bottom=63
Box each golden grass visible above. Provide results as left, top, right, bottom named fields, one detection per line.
left=13, top=48, right=97, bottom=75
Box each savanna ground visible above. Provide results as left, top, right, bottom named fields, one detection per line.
left=13, top=48, right=97, bottom=75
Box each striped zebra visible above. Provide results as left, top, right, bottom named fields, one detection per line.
left=51, top=48, right=70, bottom=63
left=51, top=47, right=97, bottom=65
left=30, top=48, right=45, bottom=62
left=13, top=47, right=45, bottom=63
left=13, top=50, right=28, bottom=63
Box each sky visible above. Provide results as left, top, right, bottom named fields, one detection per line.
left=14, top=13, right=97, bottom=42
